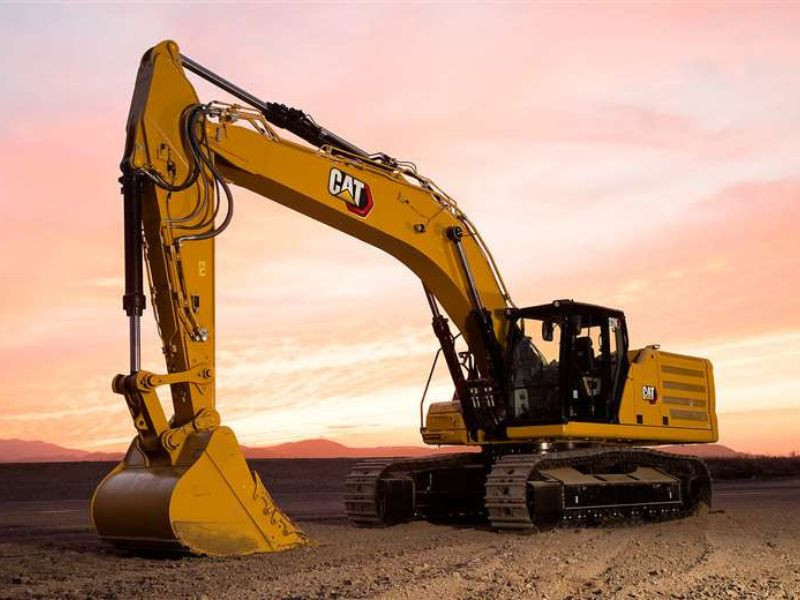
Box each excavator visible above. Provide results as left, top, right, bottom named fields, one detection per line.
left=91, top=40, right=718, bottom=556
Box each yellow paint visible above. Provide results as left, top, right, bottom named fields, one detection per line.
left=421, top=401, right=471, bottom=445
left=423, top=347, right=718, bottom=446
left=91, top=427, right=306, bottom=555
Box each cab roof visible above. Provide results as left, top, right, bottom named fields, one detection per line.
left=507, top=299, right=626, bottom=322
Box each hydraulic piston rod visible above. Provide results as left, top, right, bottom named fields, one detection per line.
left=180, top=54, right=371, bottom=159
left=120, top=169, right=145, bottom=373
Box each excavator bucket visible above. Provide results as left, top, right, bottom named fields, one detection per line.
left=91, top=426, right=307, bottom=556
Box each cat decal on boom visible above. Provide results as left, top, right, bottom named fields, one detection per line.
left=328, top=167, right=374, bottom=217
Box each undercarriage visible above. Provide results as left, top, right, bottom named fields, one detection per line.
left=344, top=446, right=712, bottom=530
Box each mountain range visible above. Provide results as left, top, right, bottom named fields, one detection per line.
left=0, top=437, right=739, bottom=463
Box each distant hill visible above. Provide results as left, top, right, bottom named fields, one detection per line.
left=0, top=437, right=741, bottom=463
left=0, top=439, right=123, bottom=463
left=0, top=437, right=458, bottom=463
left=658, top=443, right=740, bottom=458
left=241, top=438, right=460, bottom=459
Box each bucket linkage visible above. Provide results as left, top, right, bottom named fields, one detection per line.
left=91, top=370, right=308, bottom=556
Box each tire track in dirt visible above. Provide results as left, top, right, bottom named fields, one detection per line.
left=232, top=525, right=509, bottom=600
left=373, top=528, right=620, bottom=600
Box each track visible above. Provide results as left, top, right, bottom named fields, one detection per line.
left=485, top=447, right=710, bottom=529
left=345, top=453, right=487, bottom=526
left=346, top=447, right=711, bottom=531
left=344, top=458, right=396, bottom=526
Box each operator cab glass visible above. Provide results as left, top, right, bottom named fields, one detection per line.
left=505, top=300, right=629, bottom=426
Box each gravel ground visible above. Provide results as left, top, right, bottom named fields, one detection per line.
left=0, top=470, right=798, bottom=599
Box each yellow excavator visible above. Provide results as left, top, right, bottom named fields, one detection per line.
left=91, top=40, right=718, bottom=556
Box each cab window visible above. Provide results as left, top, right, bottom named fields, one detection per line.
left=507, top=318, right=561, bottom=423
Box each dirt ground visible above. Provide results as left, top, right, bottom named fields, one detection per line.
left=1, top=462, right=798, bottom=600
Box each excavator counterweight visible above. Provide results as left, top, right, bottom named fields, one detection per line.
left=92, top=41, right=717, bottom=555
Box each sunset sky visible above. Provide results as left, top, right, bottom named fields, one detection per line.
left=1, top=4, right=798, bottom=455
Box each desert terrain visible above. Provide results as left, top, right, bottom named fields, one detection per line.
left=1, top=459, right=799, bottom=600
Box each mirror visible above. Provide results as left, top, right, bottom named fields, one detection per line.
left=542, top=320, right=554, bottom=342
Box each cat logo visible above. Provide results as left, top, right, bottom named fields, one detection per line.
left=642, top=385, right=658, bottom=405
left=328, top=168, right=374, bottom=217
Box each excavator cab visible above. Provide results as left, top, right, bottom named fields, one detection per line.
left=506, top=300, right=629, bottom=427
